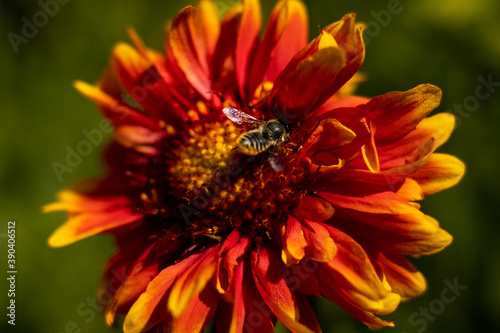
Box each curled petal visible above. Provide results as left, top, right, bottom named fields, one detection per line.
left=282, top=216, right=308, bottom=265
left=395, top=178, right=424, bottom=202
left=295, top=195, right=335, bottom=222
left=302, top=220, right=337, bottom=263
left=300, top=118, right=356, bottom=164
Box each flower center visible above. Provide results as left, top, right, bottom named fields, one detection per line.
left=168, top=119, right=302, bottom=240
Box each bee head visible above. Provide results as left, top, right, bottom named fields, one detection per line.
left=271, top=108, right=292, bottom=134
left=263, top=120, right=286, bottom=140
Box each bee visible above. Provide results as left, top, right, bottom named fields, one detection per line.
left=222, top=106, right=292, bottom=172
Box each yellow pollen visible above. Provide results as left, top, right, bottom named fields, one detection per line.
left=169, top=120, right=239, bottom=191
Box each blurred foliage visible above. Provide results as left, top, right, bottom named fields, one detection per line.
left=0, top=0, right=499, bottom=332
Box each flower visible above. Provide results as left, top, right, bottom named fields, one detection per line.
left=45, top=0, right=465, bottom=332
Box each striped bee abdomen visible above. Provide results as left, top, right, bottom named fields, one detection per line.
left=237, top=130, right=273, bottom=155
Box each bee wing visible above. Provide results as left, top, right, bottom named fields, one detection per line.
left=222, top=107, right=264, bottom=125
left=268, top=151, right=285, bottom=173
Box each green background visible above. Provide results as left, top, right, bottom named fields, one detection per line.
left=1, top=0, right=499, bottom=332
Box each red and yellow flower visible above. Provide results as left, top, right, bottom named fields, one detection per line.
left=45, top=0, right=465, bottom=332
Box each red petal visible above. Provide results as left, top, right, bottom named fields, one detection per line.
left=319, top=191, right=418, bottom=215
left=103, top=243, right=159, bottom=325
left=294, top=195, right=335, bottom=222
left=215, top=230, right=250, bottom=299
left=168, top=245, right=219, bottom=317
left=236, top=0, right=262, bottom=101
left=367, top=84, right=442, bottom=142
left=251, top=247, right=315, bottom=333
left=295, top=294, right=321, bottom=333
left=319, top=225, right=401, bottom=316
left=264, top=0, right=309, bottom=83
left=269, top=13, right=364, bottom=119
left=123, top=253, right=202, bottom=333
left=168, top=6, right=211, bottom=99
left=247, top=0, right=308, bottom=98
left=377, top=112, right=455, bottom=168
left=272, top=46, right=346, bottom=115
left=165, top=284, right=218, bottom=333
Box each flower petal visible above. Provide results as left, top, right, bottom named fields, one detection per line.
left=367, top=84, right=443, bottom=142
left=103, top=243, right=159, bottom=326
left=319, top=225, right=401, bottom=316
left=198, top=0, right=220, bottom=59
left=410, top=153, right=465, bottom=195
left=114, top=125, right=164, bottom=155
left=110, top=42, right=188, bottom=122
left=165, top=284, right=218, bottom=333
left=302, top=220, right=337, bottom=263
left=123, top=253, right=201, bottom=333
left=361, top=120, right=380, bottom=172
left=215, top=230, right=250, bottom=299
left=168, top=245, right=219, bottom=317
left=236, top=0, right=262, bottom=101
left=271, top=46, right=346, bottom=115
left=378, top=113, right=455, bottom=168
left=300, top=118, right=356, bottom=165
left=319, top=280, right=395, bottom=330
left=45, top=193, right=142, bottom=248
left=264, top=0, right=308, bottom=84
left=295, top=195, right=335, bottom=222
left=228, top=260, right=276, bottom=333
left=251, top=246, right=317, bottom=333
left=395, top=177, right=424, bottom=201
left=376, top=252, right=427, bottom=300
left=168, top=6, right=211, bottom=99
left=270, top=13, right=364, bottom=119
left=73, top=80, right=160, bottom=129
left=320, top=191, right=418, bottom=215
left=248, top=0, right=309, bottom=98
left=228, top=261, right=245, bottom=333
left=282, top=215, right=308, bottom=265
left=295, top=294, right=322, bottom=333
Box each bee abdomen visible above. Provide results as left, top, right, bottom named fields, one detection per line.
left=238, top=132, right=272, bottom=155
